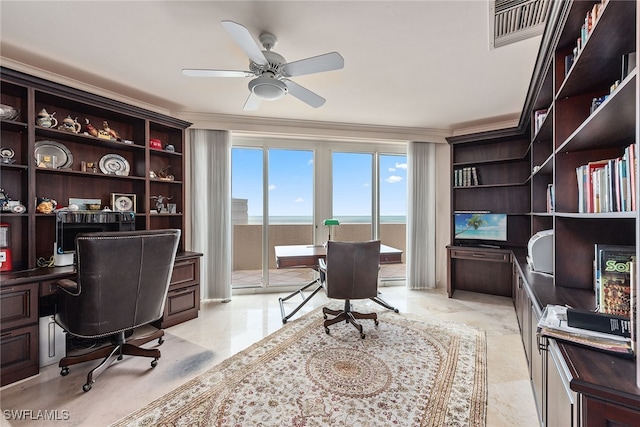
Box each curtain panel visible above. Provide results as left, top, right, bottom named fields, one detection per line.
left=189, top=129, right=232, bottom=301
left=407, top=141, right=437, bottom=289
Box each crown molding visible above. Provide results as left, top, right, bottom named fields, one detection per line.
left=0, top=57, right=173, bottom=117
left=176, top=111, right=452, bottom=144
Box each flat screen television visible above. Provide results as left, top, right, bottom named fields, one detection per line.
left=454, top=212, right=507, bottom=243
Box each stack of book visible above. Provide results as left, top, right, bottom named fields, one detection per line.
left=453, top=167, right=479, bottom=187
left=537, top=305, right=633, bottom=358
left=575, top=143, right=636, bottom=213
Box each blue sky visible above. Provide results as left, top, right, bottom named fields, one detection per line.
left=231, top=148, right=407, bottom=218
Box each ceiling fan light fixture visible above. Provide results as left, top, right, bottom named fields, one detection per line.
left=248, top=75, right=287, bottom=100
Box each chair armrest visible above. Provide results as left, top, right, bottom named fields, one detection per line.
left=57, top=278, right=80, bottom=296
left=318, top=258, right=327, bottom=273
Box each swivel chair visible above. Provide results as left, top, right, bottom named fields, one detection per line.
left=55, top=229, right=180, bottom=391
left=319, top=240, right=381, bottom=339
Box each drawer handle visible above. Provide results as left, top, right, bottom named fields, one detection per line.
left=471, top=253, right=486, bottom=258
left=0, top=287, right=15, bottom=293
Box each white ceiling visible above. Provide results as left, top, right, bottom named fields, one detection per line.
left=0, top=0, right=543, bottom=135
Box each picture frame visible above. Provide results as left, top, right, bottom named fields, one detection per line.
left=111, top=193, right=136, bottom=213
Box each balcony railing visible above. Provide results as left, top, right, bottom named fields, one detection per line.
left=232, top=223, right=406, bottom=287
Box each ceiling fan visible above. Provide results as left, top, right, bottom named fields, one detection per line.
left=182, top=20, right=344, bottom=110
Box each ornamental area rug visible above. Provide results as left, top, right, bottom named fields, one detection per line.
left=112, top=307, right=486, bottom=427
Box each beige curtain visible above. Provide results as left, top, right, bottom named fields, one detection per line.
left=406, top=141, right=437, bottom=289
left=189, top=129, right=232, bottom=301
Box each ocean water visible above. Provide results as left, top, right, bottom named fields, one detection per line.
left=247, top=215, right=406, bottom=225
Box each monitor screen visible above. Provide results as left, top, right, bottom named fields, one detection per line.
left=55, top=211, right=136, bottom=254
left=454, top=212, right=507, bottom=242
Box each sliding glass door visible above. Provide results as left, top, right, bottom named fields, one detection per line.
left=231, top=137, right=406, bottom=289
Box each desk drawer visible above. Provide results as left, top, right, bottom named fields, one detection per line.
left=450, top=249, right=511, bottom=262
left=0, top=323, right=39, bottom=387
left=170, top=258, right=199, bottom=289
left=155, top=284, right=200, bottom=329
left=0, top=283, right=39, bottom=332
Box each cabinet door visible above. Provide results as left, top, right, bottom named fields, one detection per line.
left=530, top=305, right=545, bottom=425
left=0, top=282, right=39, bottom=331
left=547, top=340, right=580, bottom=427
left=0, top=323, right=38, bottom=386
left=582, top=396, right=640, bottom=427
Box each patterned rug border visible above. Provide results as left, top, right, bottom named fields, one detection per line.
left=112, top=305, right=487, bottom=427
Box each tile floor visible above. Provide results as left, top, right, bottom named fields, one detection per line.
left=0, top=285, right=540, bottom=426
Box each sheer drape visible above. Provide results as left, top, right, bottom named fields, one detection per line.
left=189, top=129, right=232, bottom=301
left=406, top=141, right=437, bottom=289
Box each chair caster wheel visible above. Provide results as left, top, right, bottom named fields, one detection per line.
left=393, top=308, right=399, bottom=313
left=60, top=367, right=69, bottom=376
left=158, top=337, right=164, bottom=345
left=360, top=333, right=366, bottom=339
left=82, top=383, right=92, bottom=392
left=374, top=319, right=379, bottom=326
left=325, top=327, right=330, bottom=334
left=323, top=314, right=328, bottom=319
left=151, top=359, right=158, bottom=368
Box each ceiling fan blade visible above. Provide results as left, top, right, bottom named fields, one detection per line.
left=221, top=20, right=268, bottom=66
left=282, top=52, right=344, bottom=77
left=182, top=69, right=254, bottom=78
left=243, top=92, right=262, bottom=111
left=283, top=80, right=326, bottom=108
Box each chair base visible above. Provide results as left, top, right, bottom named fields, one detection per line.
left=59, top=328, right=165, bottom=392
left=323, top=300, right=378, bottom=339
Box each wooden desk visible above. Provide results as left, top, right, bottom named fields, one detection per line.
left=275, top=244, right=403, bottom=323
left=275, top=244, right=403, bottom=269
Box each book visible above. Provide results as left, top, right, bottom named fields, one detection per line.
left=597, top=245, right=635, bottom=318
left=567, top=308, right=631, bottom=338
left=621, top=52, right=636, bottom=81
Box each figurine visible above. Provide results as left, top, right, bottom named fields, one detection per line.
left=84, top=118, right=98, bottom=137
left=36, top=108, right=58, bottom=128
left=151, top=195, right=172, bottom=213
left=58, top=115, right=81, bottom=133
left=102, top=121, right=120, bottom=140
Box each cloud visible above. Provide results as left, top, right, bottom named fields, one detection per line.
left=388, top=167, right=396, bottom=172
left=295, top=197, right=304, bottom=203
left=395, top=162, right=407, bottom=170
left=307, top=159, right=313, bottom=165
left=363, top=183, right=370, bottom=187
left=268, top=184, right=276, bottom=191
left=385, top=175, right=403, bottom=183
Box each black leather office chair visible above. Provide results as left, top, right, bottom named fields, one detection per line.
left=55, top=229, right=180, bottom=392
left=319, top=240, right=381, bottom=339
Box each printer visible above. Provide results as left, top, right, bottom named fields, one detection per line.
left=527, top=229, right=554, bottom=274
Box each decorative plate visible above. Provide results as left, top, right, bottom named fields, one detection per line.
left=34, top=140, right=73, bottom=169
left=0, top=104, right=19, bottom=120
left=99, top=153, right=130, bottom=176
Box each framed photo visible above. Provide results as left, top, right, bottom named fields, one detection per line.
left=111, top=193, right=136, bottom=213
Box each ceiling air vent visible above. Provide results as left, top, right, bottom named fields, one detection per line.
left=492, top=0, right=550, bottom=48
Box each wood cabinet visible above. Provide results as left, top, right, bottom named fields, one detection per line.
left=0, top=68, right=201, bottom=387
left=446, top=129, right=531, bottom=297
left=447, top=246, right=513, bottom=297
left=0, top=282, right=39, bottom=386
left=154, top=253, right=201, bottom=329
left=0, top=68, right=191, bottom=270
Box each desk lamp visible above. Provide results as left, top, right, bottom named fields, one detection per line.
left=323, top=218, right=340, bottom=241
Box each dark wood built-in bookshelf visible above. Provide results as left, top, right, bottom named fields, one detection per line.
left=448, top=1, right=639, bottom=425
left=0, top=68, right=199, bottom=387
